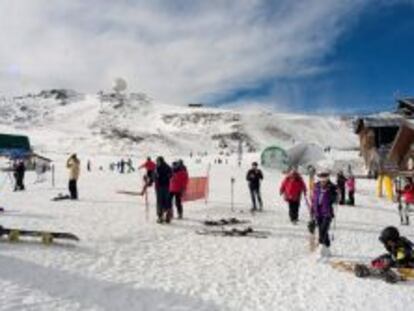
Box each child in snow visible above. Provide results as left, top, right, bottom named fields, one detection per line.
left=345, top=175, right=355, bottom=206
left=310, top=170, right=338, bottom=257
left=374, top=226, right=414, bottom=269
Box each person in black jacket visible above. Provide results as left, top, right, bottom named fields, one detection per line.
left=154, top=156, right=172, bottom=223
left=13, top=159, right=26, bottom=191
left=246, top=162, right=264, bottom=212
left=336, top=170, right=346, bottom=205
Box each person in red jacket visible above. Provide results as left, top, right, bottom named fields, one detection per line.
left=138, top=157, right=156, bottom=195
left=280, top=168, right=307, bottom=224
left=398, top=177, right=414, bottom=225
left=169, top=160, right=189, bottom=219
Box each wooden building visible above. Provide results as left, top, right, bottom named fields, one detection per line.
left=354, top=116, right=402, bottom=176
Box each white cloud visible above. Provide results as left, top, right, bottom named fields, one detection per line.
left=0, top=0, right=380, bottom=104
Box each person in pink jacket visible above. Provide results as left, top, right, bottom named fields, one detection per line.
left=345, top=175, right=356, bottom=206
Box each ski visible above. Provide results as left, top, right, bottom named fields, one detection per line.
left=51, top=193, right=71, bottom=201
left=0, top=225, right=80, bottom=244
left=307, top=219, right=317, bottom=252
left=196, top=227, right=270, bottom=239
left=203, top=218, right=250, bottom=226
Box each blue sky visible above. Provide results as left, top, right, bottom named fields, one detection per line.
left=211, top=2, right=414, bottom=113
left=0, top=1, right=413, bottom=114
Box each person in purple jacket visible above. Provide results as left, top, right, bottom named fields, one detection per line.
left=310, top=170, right=338, bottom=257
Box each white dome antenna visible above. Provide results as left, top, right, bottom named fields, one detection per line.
left=112, top=78, right=128, bottom=93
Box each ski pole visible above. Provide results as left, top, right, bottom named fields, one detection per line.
left=144, top=190, right=149, bottom=222
left=331, top=203, right=338, bottom=241
left=230, top=177, right=235, bottom=212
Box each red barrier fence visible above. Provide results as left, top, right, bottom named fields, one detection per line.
left=182, top=176, right=209, bottom=202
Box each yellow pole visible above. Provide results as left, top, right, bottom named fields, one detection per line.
left=377, top=174, right=384, bottom=198
left=384, top=175, right=394, bottom=201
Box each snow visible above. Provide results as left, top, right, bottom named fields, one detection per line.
left=0, top=93, right=412, bottom=310
left=0, top=92, right=358, bottom=157
left=1, top=153, right=414, bottom=311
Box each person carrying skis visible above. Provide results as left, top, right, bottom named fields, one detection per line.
left=397, top=177, right=414, bottom=225
left=169, top=160, right=189, bottom=219
left=66, top=153, right=80, bottom=200
left=336, top=170, right=346, bottom=205
left=373, top=226, right=414, bottom=269
left=154, top=156, right=172, bottom=223
left=310, top=170, right=338, bottom=257
left=345, top=174, right=356, bottom=206
left=138, top=157, right=156, bottom=195
left=246, top=162, right=264, bottom=212
left=280, top=167, right=307, bottom=224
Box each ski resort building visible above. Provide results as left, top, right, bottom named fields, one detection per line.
left=354, top=116, right=401, bottom=176
left=355, top=98, right=414, bottom=175
left=388, top=120, right=414, bottom=170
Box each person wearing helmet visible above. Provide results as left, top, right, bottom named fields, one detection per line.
left=310, top=170, right=338, bottom=257
left=373, top=226, right=414, bottom=269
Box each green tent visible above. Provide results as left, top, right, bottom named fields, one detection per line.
left=0, top=134, right=31, bottom=158
left=260, top=146, right=289, bottom=171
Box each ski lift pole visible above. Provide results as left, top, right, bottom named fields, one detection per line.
left=231, top=177, right=235, bottom=212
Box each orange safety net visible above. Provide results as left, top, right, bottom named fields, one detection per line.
left=182, top=177, right=209, bottom=202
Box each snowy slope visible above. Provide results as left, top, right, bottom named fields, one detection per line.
left=0, top=90, right=358, bottom=157
left=0, top=156, right=413, bottom=311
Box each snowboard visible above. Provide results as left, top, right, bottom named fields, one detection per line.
left=0, top=225, right=80, bottom=245
left=203, top=218, right=250, bottom=226
left=196, top=227, right=270, bottom=239
left=330, top=260, right=414, bottom=284
left=51, top=193, right=71, bottom=201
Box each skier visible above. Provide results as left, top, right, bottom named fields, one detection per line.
left=169, top=160, right=189, bottom=219
left=310, top=170, right=338, bottom=257
left=66, top=153, right=80, bottom=200
left=246, top=162, right=264, bottom=212
left=373, top=226, right=414, bottom=269
left=138, top=157, right=156, bottom=195
left=399, top=177, right=414, bottom=225
left=280, top=167, right=307, bottom=223
left=345, top=174, right=356, bottom=206
left=154, top=156, right=172, bottom=223
left=87, top=160, right=91, bottom=172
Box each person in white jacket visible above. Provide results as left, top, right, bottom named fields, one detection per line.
left=66, top=154, right=80, bottom=200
